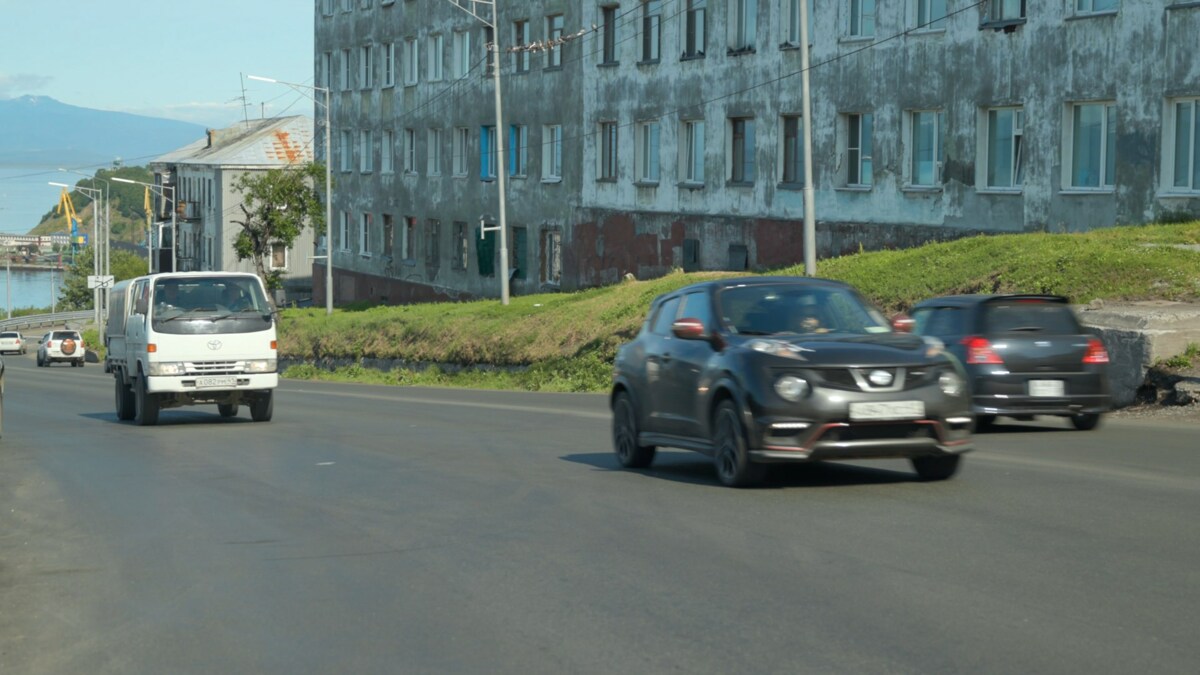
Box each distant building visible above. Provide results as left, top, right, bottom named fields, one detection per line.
left=313, top=0, right=1200, bottom=305
left=150, top=115, right=316, bottom=303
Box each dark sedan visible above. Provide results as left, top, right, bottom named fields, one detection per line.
left=610, top=277, right=974, bottom=487
left=908, top=294, right=1111, bottom=430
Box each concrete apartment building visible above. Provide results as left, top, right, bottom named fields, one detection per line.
left=150, top=116, right=316, bottom=302
left=314, top=0, right=1200, bottom=304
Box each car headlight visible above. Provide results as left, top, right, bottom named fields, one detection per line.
left=938, top=370, right=964, bottom=397
left=148, top=361, right=186, bottom=376
left=774, top=375, right=810, bottom=402
left=245, top=359, right=277, bottom=373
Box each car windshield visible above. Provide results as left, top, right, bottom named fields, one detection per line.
left=718, top=283, right=891, bottom=336
left=151, top=277, right=274, bottom=335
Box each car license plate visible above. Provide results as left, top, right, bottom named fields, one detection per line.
left=195, top=375, right=237, bottom=388
left=1028, top=380, right=1065, bottom=397
left=849, top=400, right=925, bottom=421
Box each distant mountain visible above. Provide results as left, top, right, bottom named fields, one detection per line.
left=0, top=95, right=207, bottom=166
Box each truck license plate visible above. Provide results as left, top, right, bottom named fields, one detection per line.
left=1028, top=380, right=1065, bottom=397
left=849, top=400, right=925, bottom=421
left=195, top=375, right=237, bottom=388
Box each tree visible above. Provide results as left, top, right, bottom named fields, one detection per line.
left=56, top=247, right=150, bottom=311
left=230, top=163, right=326, bottom=291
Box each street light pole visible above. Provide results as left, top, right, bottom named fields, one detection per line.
left=113, top=177, right=175, bottom=274
left=799, top=0, right=817, bottom=277
left=248, top=75, right=334, bottom=316
left=51, top=181, right=104, bottom=327
left=443, top=0, right=510, bottom=305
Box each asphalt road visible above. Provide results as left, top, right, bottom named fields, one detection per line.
left=1, top=352, right=1198, bottom=674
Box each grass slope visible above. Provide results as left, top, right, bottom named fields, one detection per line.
left=278, top=222, right=1200, bottom=392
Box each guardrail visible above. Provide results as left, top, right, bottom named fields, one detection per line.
left=0, top=311, right=94, bottom=334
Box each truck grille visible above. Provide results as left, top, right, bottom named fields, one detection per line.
left=184, top=360, right=245, bottom=375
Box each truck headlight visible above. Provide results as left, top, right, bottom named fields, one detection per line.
left=938, top=370, right=964, bottom=397
left=148, top=362, right=186, bottom=376
left=774, top=375, right=810, bottom=402
left=245, top=359, right=277, bottom=373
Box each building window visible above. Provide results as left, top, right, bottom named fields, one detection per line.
left=340, top=212, right=351, bottom=251
left=914, top=0, right=948, bottom=30
left=403, top=216, right=416, bottom=260
left=341, top=0, right=351, bottom=13
left=340, top=130, right=353, bottom=172
left=428, top=34, right=444, bottom=81
left=453, top=30, right=472, bottom=78
left=1069, top=102, right=1116, bottom=189
left=599, top=121, right=619, bottom=180
left=426, top=219, right=440, bottom=265
left=454, top=127, right=470, bottom=176
left=428, top=128, right=442, bottom=176
left=513, top=20, right=530, bottom=73
left=404, top=38, right=419, bottom=85
left=846, top=113, right=873, bottom=187
left=322, top=0, right=334, bottom=16
left=404, top=128, right=416, bottom=173
left=729, top=117, right=756, bottom=184
left=359, top=130, right=373, bottom=173
left=848, top=0, right=875, bottom=38
left=682, top=120, right=706, bottom=183
left=642, top=1, right=662, bottom=62
left=786, top=0, right=814, bottom=45
left=340, top=48, right=352, bottom=90
left=601, top=6, right=618, bottom=64
left=984, top=107, right=1024, bottom=189
left=908, top=110, right=944, bottom=187
left=359, top=212, right=372, bottom=256
left=543, top=124, right=563, bottom=180
left=484, top=26, right=495, bottom=75
left=546, top=14, right=564, bottom=67
left=383, top=214, right=394, bottom=258
left=383, top=43, right=395, bottom=86
left=781, top=114, right=805, bottom=185
left=453, top=221, right=468, bottom=270
left=509, top=125, right=528, bottom=176
left=683, top=0, right=707, bottom=58
left=988, top=0, right=1026, bottom=22
left=476, top=224, right=496, bottom=277
left=359, top=44, right=373, bottom=88
left=637, top=120, right=661, bottom=183
left=481, top=125, right=498, bottom=179
left=728, top=0, right=756, bottom=52
left=511, top=226, right=527, bottom=280
left=267, top=244, right=288, bottom=270
left=381, top=129, right=394, bottom=173
left=1167, top=99, right=1200, bottom=192
left=540, top=228, right=562, bottom=285
left=322, top=52, right=332, bottom=88
left=1076, top=0, right=1118, bottom=14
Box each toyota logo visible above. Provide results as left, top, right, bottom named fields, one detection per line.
left=868, top=369, right=893, bottom=386
left=207, top=340, right=223, bottom=351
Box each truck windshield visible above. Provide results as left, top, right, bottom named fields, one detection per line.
left=151, top=277, right=274, bottom=335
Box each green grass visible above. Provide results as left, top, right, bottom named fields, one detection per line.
left=278, top=221, right=1200, bottom=393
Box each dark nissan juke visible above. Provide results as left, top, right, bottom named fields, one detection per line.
left=610, top=277, right=974, bottom=487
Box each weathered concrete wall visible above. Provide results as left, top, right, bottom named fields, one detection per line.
left=1080, top=301, right=1200, bottom=407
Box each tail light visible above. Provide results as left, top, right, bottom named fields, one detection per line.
left=962, top=336, right=1003, bottom=365
left=1083, top=338, right=1109, bottom=364
left=47, top=341, right=55, bottom=349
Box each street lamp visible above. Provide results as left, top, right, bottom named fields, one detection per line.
left=247, top=74, right=334, bottom=316
left=50, top=181, right=104, bottom=328
left=61, top=170, right=112, bottom=339
left=113, top=177, right=175, bottom=274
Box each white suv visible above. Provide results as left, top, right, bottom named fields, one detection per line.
left=37, top=330, right=86, bottom=367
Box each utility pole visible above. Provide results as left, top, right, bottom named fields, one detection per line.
left=800, top=0, right=817, bottom=277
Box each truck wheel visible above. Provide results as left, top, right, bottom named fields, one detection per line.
left=218, top=403, right=238, bottom=418
left=115, top=373, right=135, bottom=421
left=134, top=377, right=160, bottom=426
left=249, top=391, right=274, bottom=422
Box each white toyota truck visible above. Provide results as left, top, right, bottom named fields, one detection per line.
left=106, top=272, right=279, bottom=425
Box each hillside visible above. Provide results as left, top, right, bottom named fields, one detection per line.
left=32, top=166, right=156, bottom=245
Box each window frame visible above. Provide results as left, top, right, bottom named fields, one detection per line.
left=636, top=120, right=661, bottom=183
left=509, top=124, right=528, bottom=177
left=683, top=0, right=707, bottom=59
left=728, top=117, right=756, bottom=185
left=427, top=128, right=443, bottom=176
left=979, top=107, right=1025, bottom=192
left=601, top=6, right=619, bottom=64
left=339, top=211, right=351, bottom=251
left=340, top=129, right=353, bottom=173
left=912, top=0, right=948, bottom=31
left=359, top=212, right=372, bottom=257
left=1075, top=0, right=1119, bottom=15
left=642, top=1, right=663, bottom=63
left=847, top=0, right=876, bottom=39
left=546, top=14, right=564, bottom=68
left=381, top=129, right=395, bottom=174
left=403, top=38, right=419, bottom=86
left=844, top=112, right=873, bottom=188
left=453, top=30, right=472, bottom=79
left=543, top=124, right=563, bottom=181
left=906, top=109, right=945, bottom=189
left=1064, top=101, right=1117, bottom=191
left=780, top=114, right=805, bottom=186
left=428, top=34, right=444, bottom=81
left=728, top=0, right=757, bottom=52
left=513, top=20, right=530, bottom=73
left=599, top=121, right=619, bottom=181
left=359, top=129, right=373, bottom=173
left=1165, top=98, right=1200, bottom=193
left=454, top=127, right=470, bottom=177
left=359, top=44, right=374, bottom=89
left=404, top=128, right=417, bottom=174
left=681, top=119, right=706, bottom=185
left=383, top=42, right=396, bottom=87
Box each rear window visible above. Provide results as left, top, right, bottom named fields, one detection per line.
left=984, top=301, right=1081, bottom=335
left=52, top=331, right=81, bottom=340
left=0, top=332, right=19, bottom=338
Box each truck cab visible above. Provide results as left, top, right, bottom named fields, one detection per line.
left=107, top=272, right=278, bottom=426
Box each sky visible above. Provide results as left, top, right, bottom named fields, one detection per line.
left=0, top=0, right=315, bottom=128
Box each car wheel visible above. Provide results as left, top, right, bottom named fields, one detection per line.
left=712, top=400, right=764, bottom=488
left=973, top=414, right=996, bottom=432
left=911, top=455, right=962, bottom=481
left=249, top=391, right=274, bottom=422
left=114, top=374, right=136, bottom=421
left=218, top=403, right=238, bottom=418
left=612, top=392, right=655, bottom=469
left=134, top=376, right=160, bottom=426
left=1070, top=412, right=1102, bottom=431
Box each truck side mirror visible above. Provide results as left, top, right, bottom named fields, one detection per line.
left=134, top=297, right=148, bottom=315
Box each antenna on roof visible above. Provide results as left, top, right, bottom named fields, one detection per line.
left=238, top=73, right=251, bottom=125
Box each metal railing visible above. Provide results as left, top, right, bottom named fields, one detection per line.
left=0, top=311, right=93, bottom=333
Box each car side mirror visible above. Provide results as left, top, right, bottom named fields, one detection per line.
left=891, top=314, right=915, bottom=333
left=672, top=318, right=709, bottom=341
